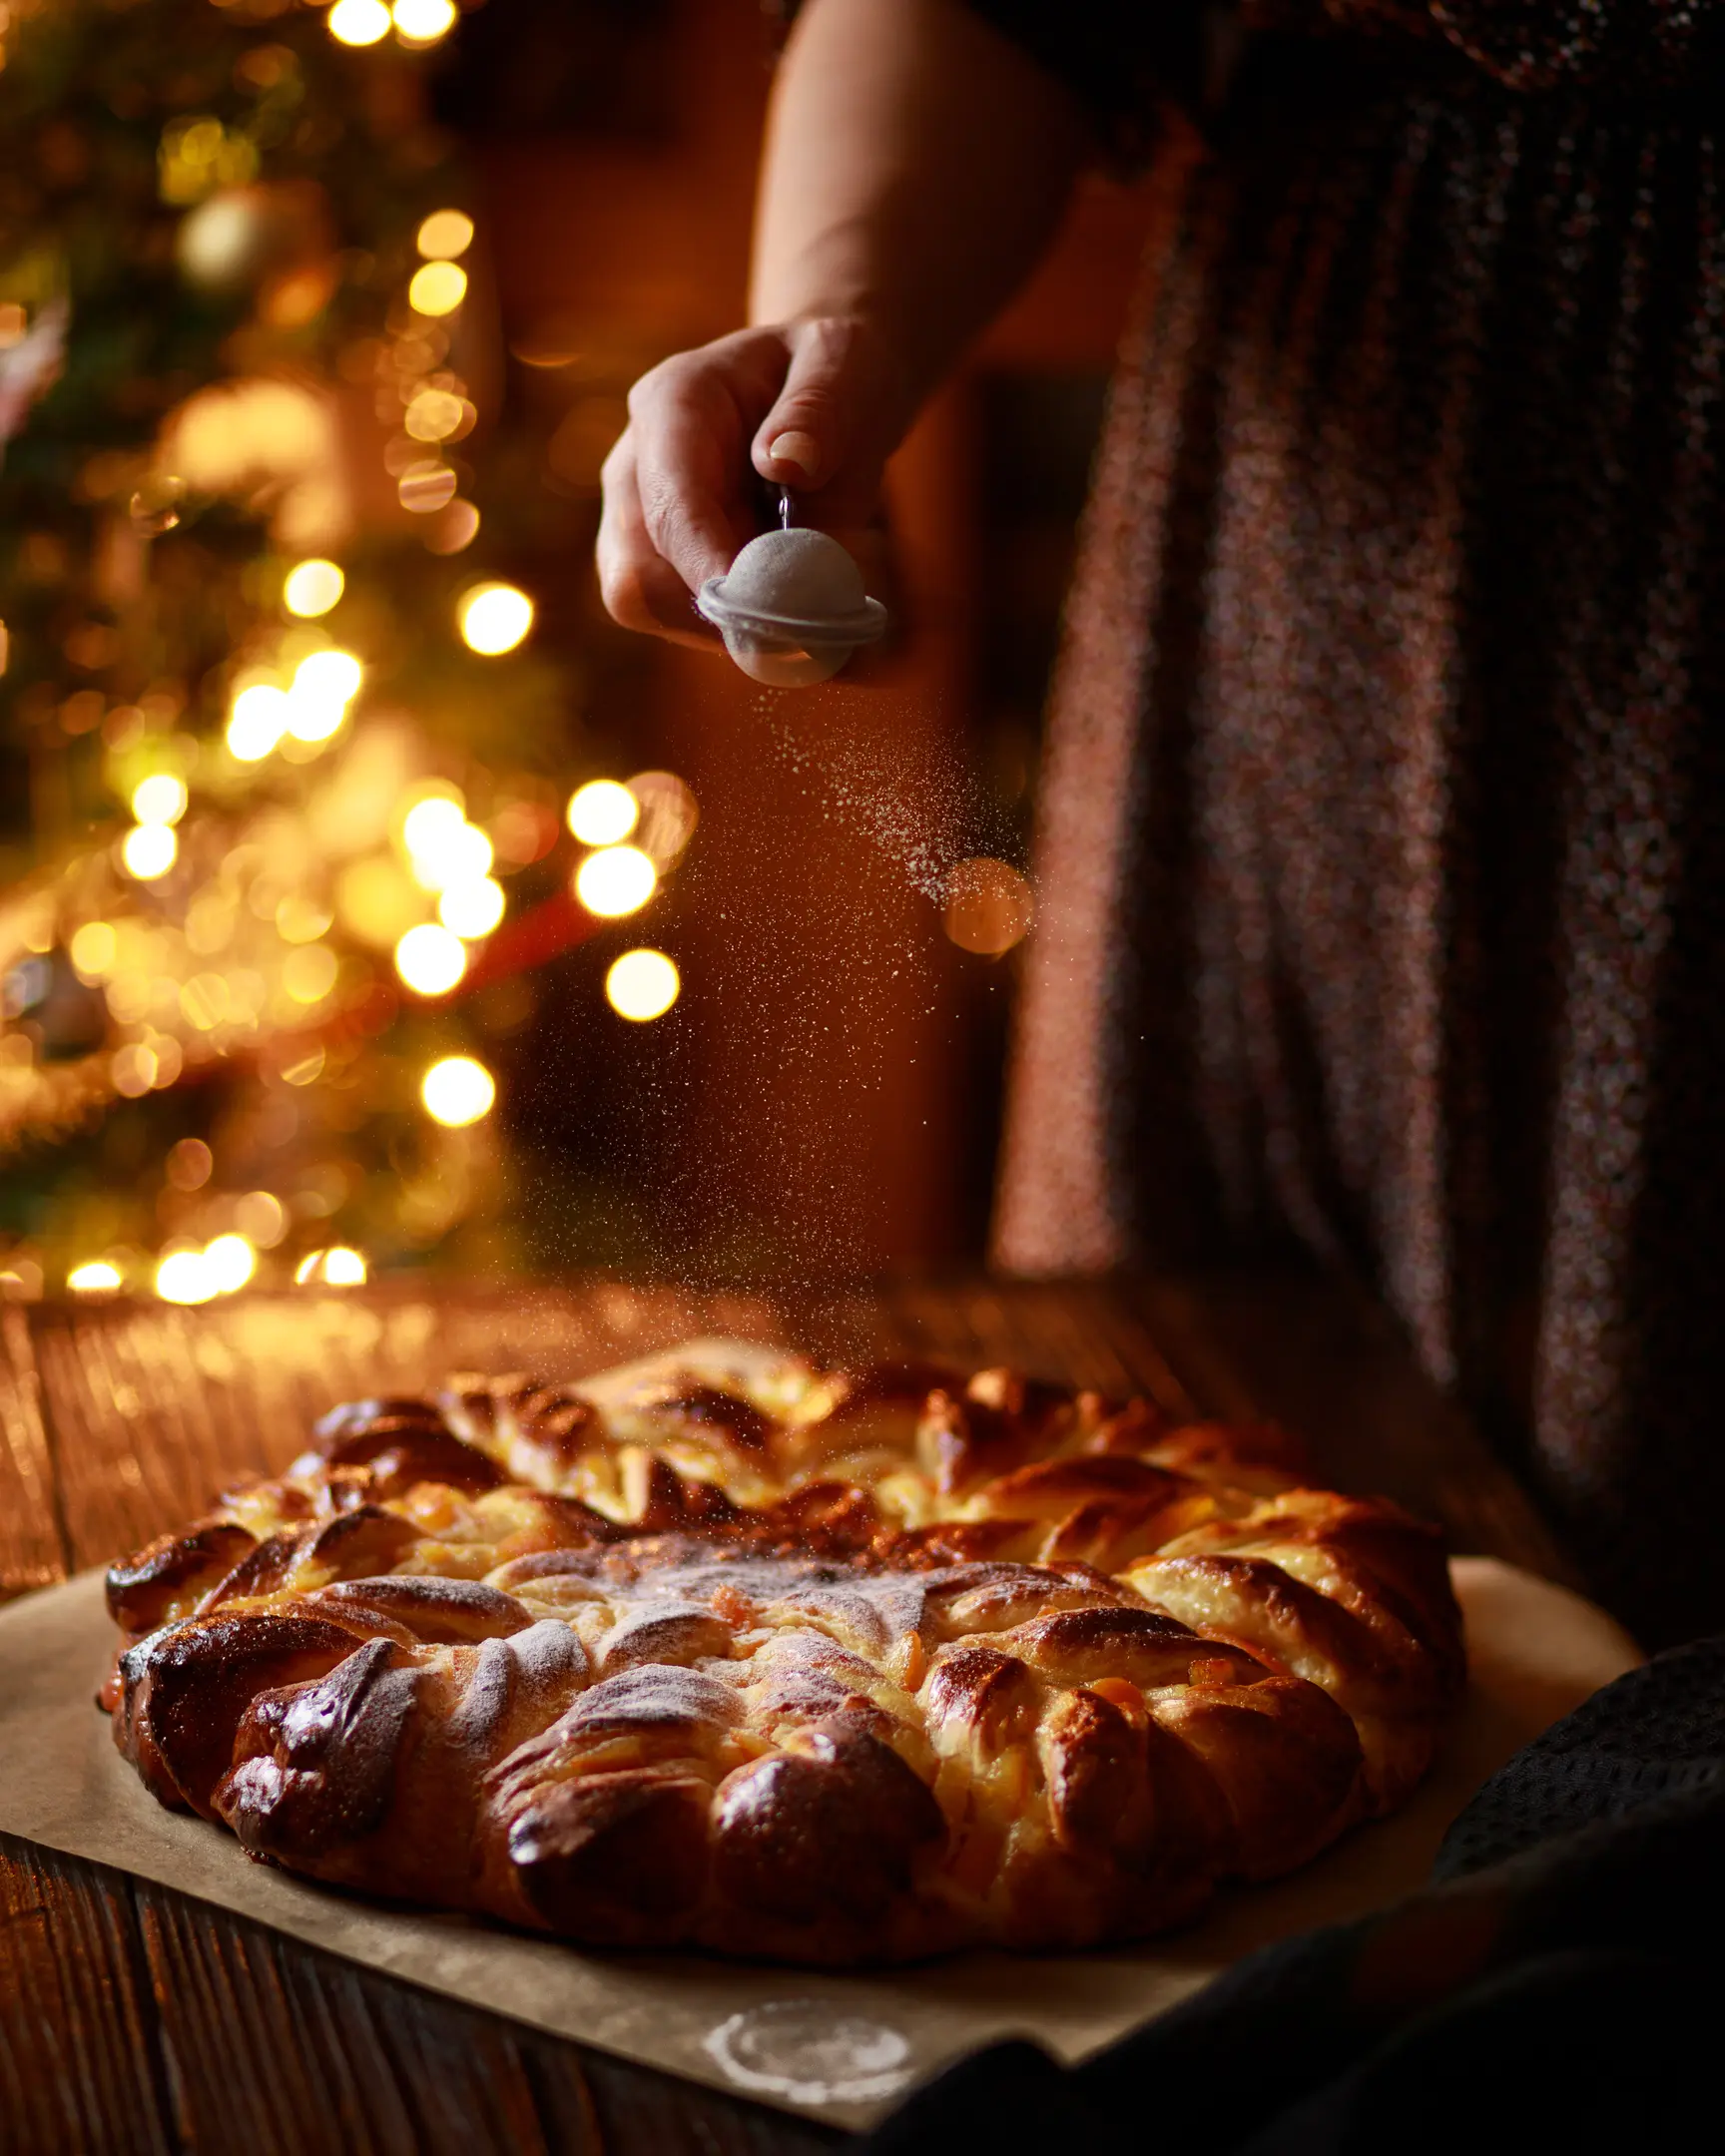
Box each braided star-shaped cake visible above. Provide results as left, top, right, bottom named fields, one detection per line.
left=103, top=1341, right=1463, bottom=1962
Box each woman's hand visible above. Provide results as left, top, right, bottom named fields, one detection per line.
left=597, top=313, right=906, bottom=649
left=596, top=0, right=1087, bottom=650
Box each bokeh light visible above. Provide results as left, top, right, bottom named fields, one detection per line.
left=111, top=1043, right=159, bottom=1096
left=156, top=1247, right=216, bottom=1305
left=394, top=921, right=466, bottom=995
left=398, top=461, right=457, bottom=514
left=404, top=387, right=469, bottom=443
left=228, top=682, right=289, bottom=761
left=424, top=499, right=480, bottom=555
left=402, top=796, right=493, bottom=891
left=327, top=0, right=390, bottom=44
left=70, top=921, right=117, bottom=980
left=204, top=1233, right=257, bottom=1294
left=574, top=843, right=656, bottom=918
left=626, top=770, right=700, bottom=865
left=132, top=773, right=189, bottom=826
left=166, top=1137, right=213, bottom=1191
left=438, top=875, right=505, bottom=938
left=276, top=893, right=332, bottom=944
left=392, top=0, right=456, bottom=40
left=408, top=261, right=467, bottom=317
left=122, top=823, right=177, bottom=880
left=68, top=1261, right=123, bottom=1296
left=235, top=1192, right=288, bottom=1249
left=566, top=778, right=639, bottom=846
left=287, top=649, right=362, bottom=742
left=282, top=942, right=339, bottom=1004
left=401, top=793, right=465, bottom=856
left=456, top=582, right=533, bottom=655
left=421, top=1054, right=495, bottom=1127
left=283, top=559, right=344, bottom=618
left=338, top=855, right=425, bottom=947
left=605, top=947, right=680, bottom=1022
left=942, top=856, right=1035, bottom=956
left=416, top=209, right=474, bottom=261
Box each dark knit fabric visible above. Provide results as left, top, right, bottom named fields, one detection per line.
left=863, top=1640, right=1725, bottom=2153
left=976, top=3, right=1725, bottom=1645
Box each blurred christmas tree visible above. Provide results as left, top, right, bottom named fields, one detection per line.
left=0, top=0, right=694, bottom=1305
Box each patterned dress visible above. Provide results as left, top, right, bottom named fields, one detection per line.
left=980, top=3, right=1725, bottom=1644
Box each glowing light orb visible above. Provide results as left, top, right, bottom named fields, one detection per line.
left=408, top=261, right=467, bottom=317
left=337, top=855, right=424, bottom=947
left=403, top=800, right=492, bottom=892
left=122, top=823, right=178, bottom=880
left=404, top=387, right=467, bottom=442
left=424, top=499, right=480, bottom=555
left=605, top=947, right=680, bottom=1022
left=392, top=0, right=457, bottom=41
left=288, top=649, right=362, bottom=742
left=456, top=581, right=533, bottom=655
left=284, top=559, right=344, bottom=618
left=421, top=1054, right=495, bottom=1127
left=398, top=461, right=456, bottom=514
left=566, top=779, right=639, bottom=847
left=204, top=1233, right=257, bottom=1294
left=401, top=794, right=465, bottom=856
left=574, top=843, right=656, bottom=918
left=166, top=1137, right=213, bottom=1192
left=625, top=770, right=700, bottom=865
left=70, top=921, right=118, bottom=980
left=438, top=875, right=505, bottom=938
left=68, top=1261, right=123, bottom=1296
left=111, top=1044, right=159, bottom=1097
left=132, top=774, right=189, bottom=826
left=327, top=0, right=390, bottom=45
left=235, top=1191, right=288, bottom=1249
left=415, top=209, right=474, bottom=261
left=942, top=856, right=1035, bottom=956
left=156, top=1248, right=216, bottom=1305
left=282, top=942, right=339, bottom=1004
left=276, top=893, right=332, bottom=944
left=324, top=1246, right=366, bottom=1286
left=228, top=682, right=289, bottom=761
left=394, top=921, right=466, bottom=996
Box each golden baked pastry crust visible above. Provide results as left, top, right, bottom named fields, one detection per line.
left=102, top=1341, right=1463, bottom=1961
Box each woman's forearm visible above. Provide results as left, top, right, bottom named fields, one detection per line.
left=749, top=0, right=1090, bottom=430
left=596, top=0, right=1088, bottom=629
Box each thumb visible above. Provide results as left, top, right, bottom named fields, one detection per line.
left=751, top=317, right=881, bottom=491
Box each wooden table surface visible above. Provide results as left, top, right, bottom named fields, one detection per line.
left=0, top=1272, right=1573, bottom=2155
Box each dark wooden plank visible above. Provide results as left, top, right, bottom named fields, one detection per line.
left=136, top=1882, right=572, bottom=2155
left=577, top=2046, right=842, bottom=2156
left=24, top=1284, right=786, bottom=1576
left=12, top=1270, right=1568, bottom=1590
left=133, top=1878, right=836, bottom=2156
left=0, top=1305, right=66, bottom=1599
left=0, top=1833, right=175, bottom=2156
left=0, top=1832, right=835, bottom=2156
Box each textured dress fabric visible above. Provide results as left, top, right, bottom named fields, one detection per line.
left=983, top=1, right=1725, bottom=1647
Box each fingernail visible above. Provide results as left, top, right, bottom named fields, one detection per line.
left=767, top=430, right=821, bottom=480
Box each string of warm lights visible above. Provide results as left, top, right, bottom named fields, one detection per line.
left=2, top=746, right=696, bottom=1296
left=0, top=0, right=707, bottom=1310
